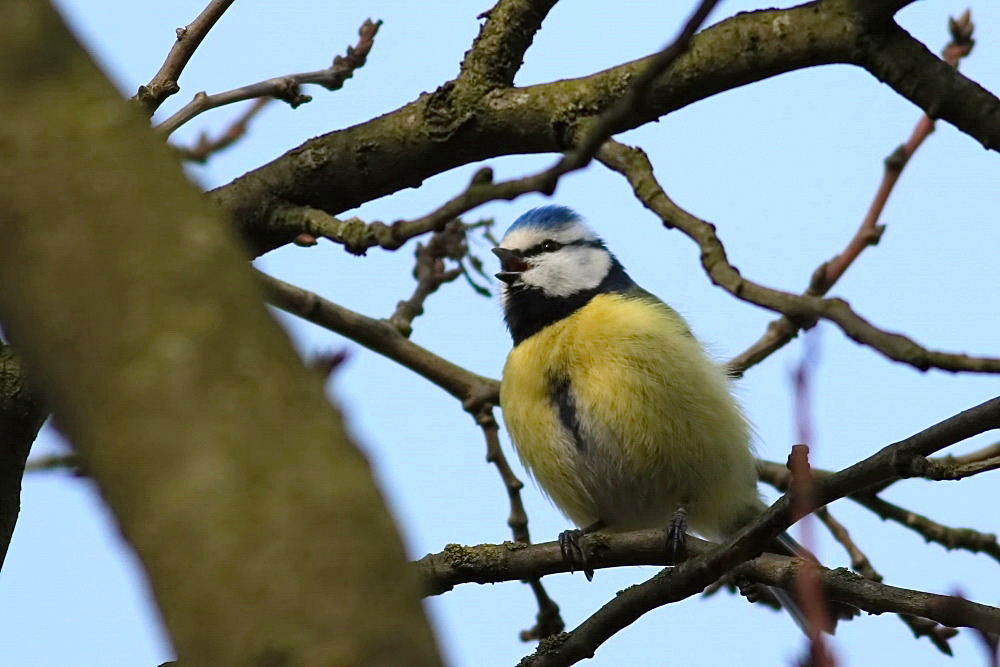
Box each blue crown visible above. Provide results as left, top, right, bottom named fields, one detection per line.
left=505, top=205, right=582, bottom=235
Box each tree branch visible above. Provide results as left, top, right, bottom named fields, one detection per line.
left=416, top=531, right=1000, bottom=641
left=728, top=10, right=977, bottom=375
left=133, top=0, right=237, bottom=115
left=758, top=456, right=1000, bottom=564
left=816, top=507, right=958, bottom=655
left=509, top=395, right=1000, bottom=664
left=207, top=0, right=1000, bottom=256
left=457, top=0, right=559, bottom=90
left=596, top=140, right=1000, bottom=375
left=257, top=271, right=500, bottom=412
left=172, top=97, right=271, bottom=163
left=852, top=493, right=1000, bottom=563
left=156, top=18, right=381, bottom=137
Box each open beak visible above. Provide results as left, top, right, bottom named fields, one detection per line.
left=492, top=247, right=529, bottom=285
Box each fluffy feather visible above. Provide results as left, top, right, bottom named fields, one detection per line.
left=496, top=206, right=855, bottom=632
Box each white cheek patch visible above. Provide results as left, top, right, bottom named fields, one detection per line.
left=522, top=246, right=611, bottom=297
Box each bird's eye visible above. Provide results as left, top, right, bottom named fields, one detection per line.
left=541, top=240, right=561, bottom=252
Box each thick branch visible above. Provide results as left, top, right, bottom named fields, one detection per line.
left=457, top=0, right=559, bottom=90
left=512, top=395, right=1000, bottom=664
left=209, top=0, right=1000, bottom=256
left=416, top=531, right=1000, bottom=638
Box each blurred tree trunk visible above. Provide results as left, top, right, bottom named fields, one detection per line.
left=0, top=2, right=441, bottom=665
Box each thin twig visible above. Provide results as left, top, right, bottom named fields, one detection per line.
left=133, top=0, right=237, bottom=115
left=787, top=332, right=836, bottom=660
left=256, top=270, right=499, bottom=411
left=728, top=11, right=976, bottom=376
left=518, top=0, right=722, bottom=196
left=758, top=457, right=1000, bottom=564
left=260, top=266, right=563, bottom=638
left=388, top=220, right=468, bottom=337
left=852, top=493, right=1000, bottom=563
left=172, top=97, right=271, bottom=163
left=300, top=0, right=721, bottom=256
left=156, top=18, right=381, bottom=137
left=816, top=508, right=880, bottom=582
left=476, top=409, right=566, bottom=640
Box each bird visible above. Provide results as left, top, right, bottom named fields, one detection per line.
left=493, top=205, right=851, bottom=631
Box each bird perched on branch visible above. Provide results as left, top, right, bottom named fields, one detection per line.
left=493, top=205, right=851, bottom=632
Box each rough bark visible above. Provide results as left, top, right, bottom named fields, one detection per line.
left=0, top=2, right=441, bottom=665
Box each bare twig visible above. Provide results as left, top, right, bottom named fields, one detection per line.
left=852, top=493, right=1000, bottom=563
left=156, top=19, right=381, bottom=137
left=787, top=332, right=836, bottom=662
left=331, top=0, right=720, bottom=256
left=816, top=508, right=879, bottom=582
left=257, top=271, right=499, bottom=411
left=476, top=409, right=566, bottom=640
left=596, top=139, right=1000, bottom=375
left=728, top=11, right=977, bottom=376
left=172, top=97, right=271, bottom=163
left=899, top=441, right=1000, bottom=481
left=388, top=220, right=468, bottom=337
left=134, top=0, right=237, bottom=115
left=758, top=456, right=1000, bottom=564
left=788, top=446, right=835, bottom=663
left=260, top=266, right=562, bottom=638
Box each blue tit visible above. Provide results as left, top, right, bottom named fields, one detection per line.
left=494, top=205, right=851, bottom=631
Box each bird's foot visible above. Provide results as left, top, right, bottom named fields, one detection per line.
left=558, top=528, right=595, bottom=581
left=665, top=505, right=689, bottom=564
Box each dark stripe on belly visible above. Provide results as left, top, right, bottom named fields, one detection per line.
left=549, top=375, right=585, bottom=452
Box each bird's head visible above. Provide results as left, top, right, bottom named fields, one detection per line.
left=493, top=206, right=615, bottom=302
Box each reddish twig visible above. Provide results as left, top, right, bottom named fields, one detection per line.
left=727, top=11, right=977, bottom=376
left=788, top=330, right=835, bottom=659
left=816, top=10, right=975, bottom=293
left=763, top=464, right=960, bottom=655
left=133, top=0, right=237, bottom=115
left=156, top=18, right=382, bottom=137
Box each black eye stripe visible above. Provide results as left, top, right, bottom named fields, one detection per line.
left=521, top=238, right=601, bottom=257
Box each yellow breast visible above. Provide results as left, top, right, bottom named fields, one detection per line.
left=499, top=293, right=758, bottom=535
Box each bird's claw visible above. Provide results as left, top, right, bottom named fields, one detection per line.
left=558, top=528, right=594, bottom=581
left=665, top=505, right=689, bottom=564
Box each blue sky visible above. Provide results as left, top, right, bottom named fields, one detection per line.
left=3, top=1, right=998, bottom=665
